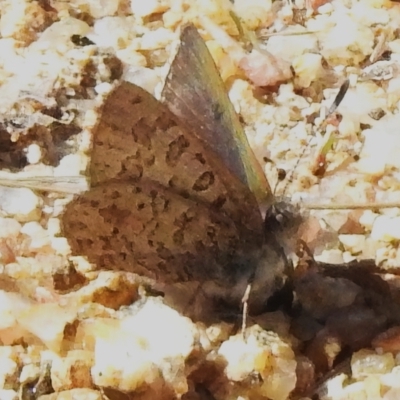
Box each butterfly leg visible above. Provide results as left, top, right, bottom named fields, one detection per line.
left=241, top=282, right=253, bottom=337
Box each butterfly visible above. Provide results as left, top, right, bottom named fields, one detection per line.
left=60, top=24, right=287, bottom=313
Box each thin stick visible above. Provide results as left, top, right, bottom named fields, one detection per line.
left=303, top=201, right=400, bottom=210
left=0, top=175, right=88, bottom=194
left=259, top=30, right=320, bottom=38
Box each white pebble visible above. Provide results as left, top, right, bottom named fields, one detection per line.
left=119, top=299, right=196, bottom=363
left=50, top=237, right=70, bottom=256
left=0, top=187, right=41, bottom=221
left=19, top=364, right=40, bottom=385
left=351, top=2, right=389, bottom=25
left=83, top=0, right=120, bottom=18
left=266, top=28, right=318, bottom=63
left=0, top=0, right=27, bottom=38
left=18, top=302, right=80, bottom=352
left=130, top=0, right=168, bottom=18
left=292, top=53, right=323, bottom=88
left=0, top=290, right=32, bottom=344
left=314, top=249, right=344, bottom=264
left=339, top=234, right=366, bottom=254
left=359, top=210, right=379, bottom=229
left=20, top=221, right=45, bottom=236
left=139, top=27, right=175, bottom=51
left=92, top=298, right=195, bottom=392
left=94, top=82, right=113, bottom=95
left=0, top=218, right=21, bottom=238
left=25, top=143, right=41, bottom=164
left=55, top=154, right=86, bottom=176
left=352, top=349, right=395, bottom=377
left=371, top=215, right=400, bottom=241
left=218, top=326, right=296, bottom=400
left=0, top=390, right=18, bottom=400
left=35, top=17, right=90, bottom=49
left=20, top=221, right=50, bottom=249
left=320, top=13, right=374, bottom=66
left=0, top=357, right=17, bottom=388
left=338, top=116, right=359, bottom=138
left=90, top=17, right=133, bottom=49
left=233, top=0, right=272, bottom=30
left=92, top=334, right=159, bottom=392
left=318, top=2, right=333, bottom=13
left=123, top=66, right=160, bottom=95
left=47, top=218, right=61, bottom=236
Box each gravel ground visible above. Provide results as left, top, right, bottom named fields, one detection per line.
left=0, top=0, right=400, bottom=399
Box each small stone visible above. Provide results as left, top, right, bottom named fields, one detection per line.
left=0, top=347, right=18, bottom=388
left=20, top=222, right=50, bottom=249
left=83, top=0, right=120, bottom=18
left=17, top=302, right=80, bottom=352
left=338, top=234, right=366, bottom=254
left=0, top=218, right=21, bottom=238
left=218, top=325, right=296, bottom=400
left=0, top=188, right=41, bottom=221
left=0, top=291, right=33, bottom=345
left=130, top=0, right=169, bottom=18
left=51, top=350, right=94, bottom=391
left=0, top=390, right=17, bottom=400
left=19, top=363, right=40, bottom=385
left=371, top=215, right=400, bottom=241
left=92, top=298, right=196, bottom=394
left=352, top=349, right=395, bottom=378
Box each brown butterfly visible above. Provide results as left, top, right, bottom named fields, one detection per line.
left=61, top=24, right=286, bottom=313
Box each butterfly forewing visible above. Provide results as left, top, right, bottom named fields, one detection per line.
left=62, top=81, right=264, bottom=287
left=162, top=24, right=273, bottom=208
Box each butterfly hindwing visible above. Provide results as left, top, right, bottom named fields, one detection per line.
left=62, top=179, right=255, bottom=284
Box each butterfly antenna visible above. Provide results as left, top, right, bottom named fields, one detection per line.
left=278, top=79, right=350, bottom=199
left=327, top=79, right=349, bottom=116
